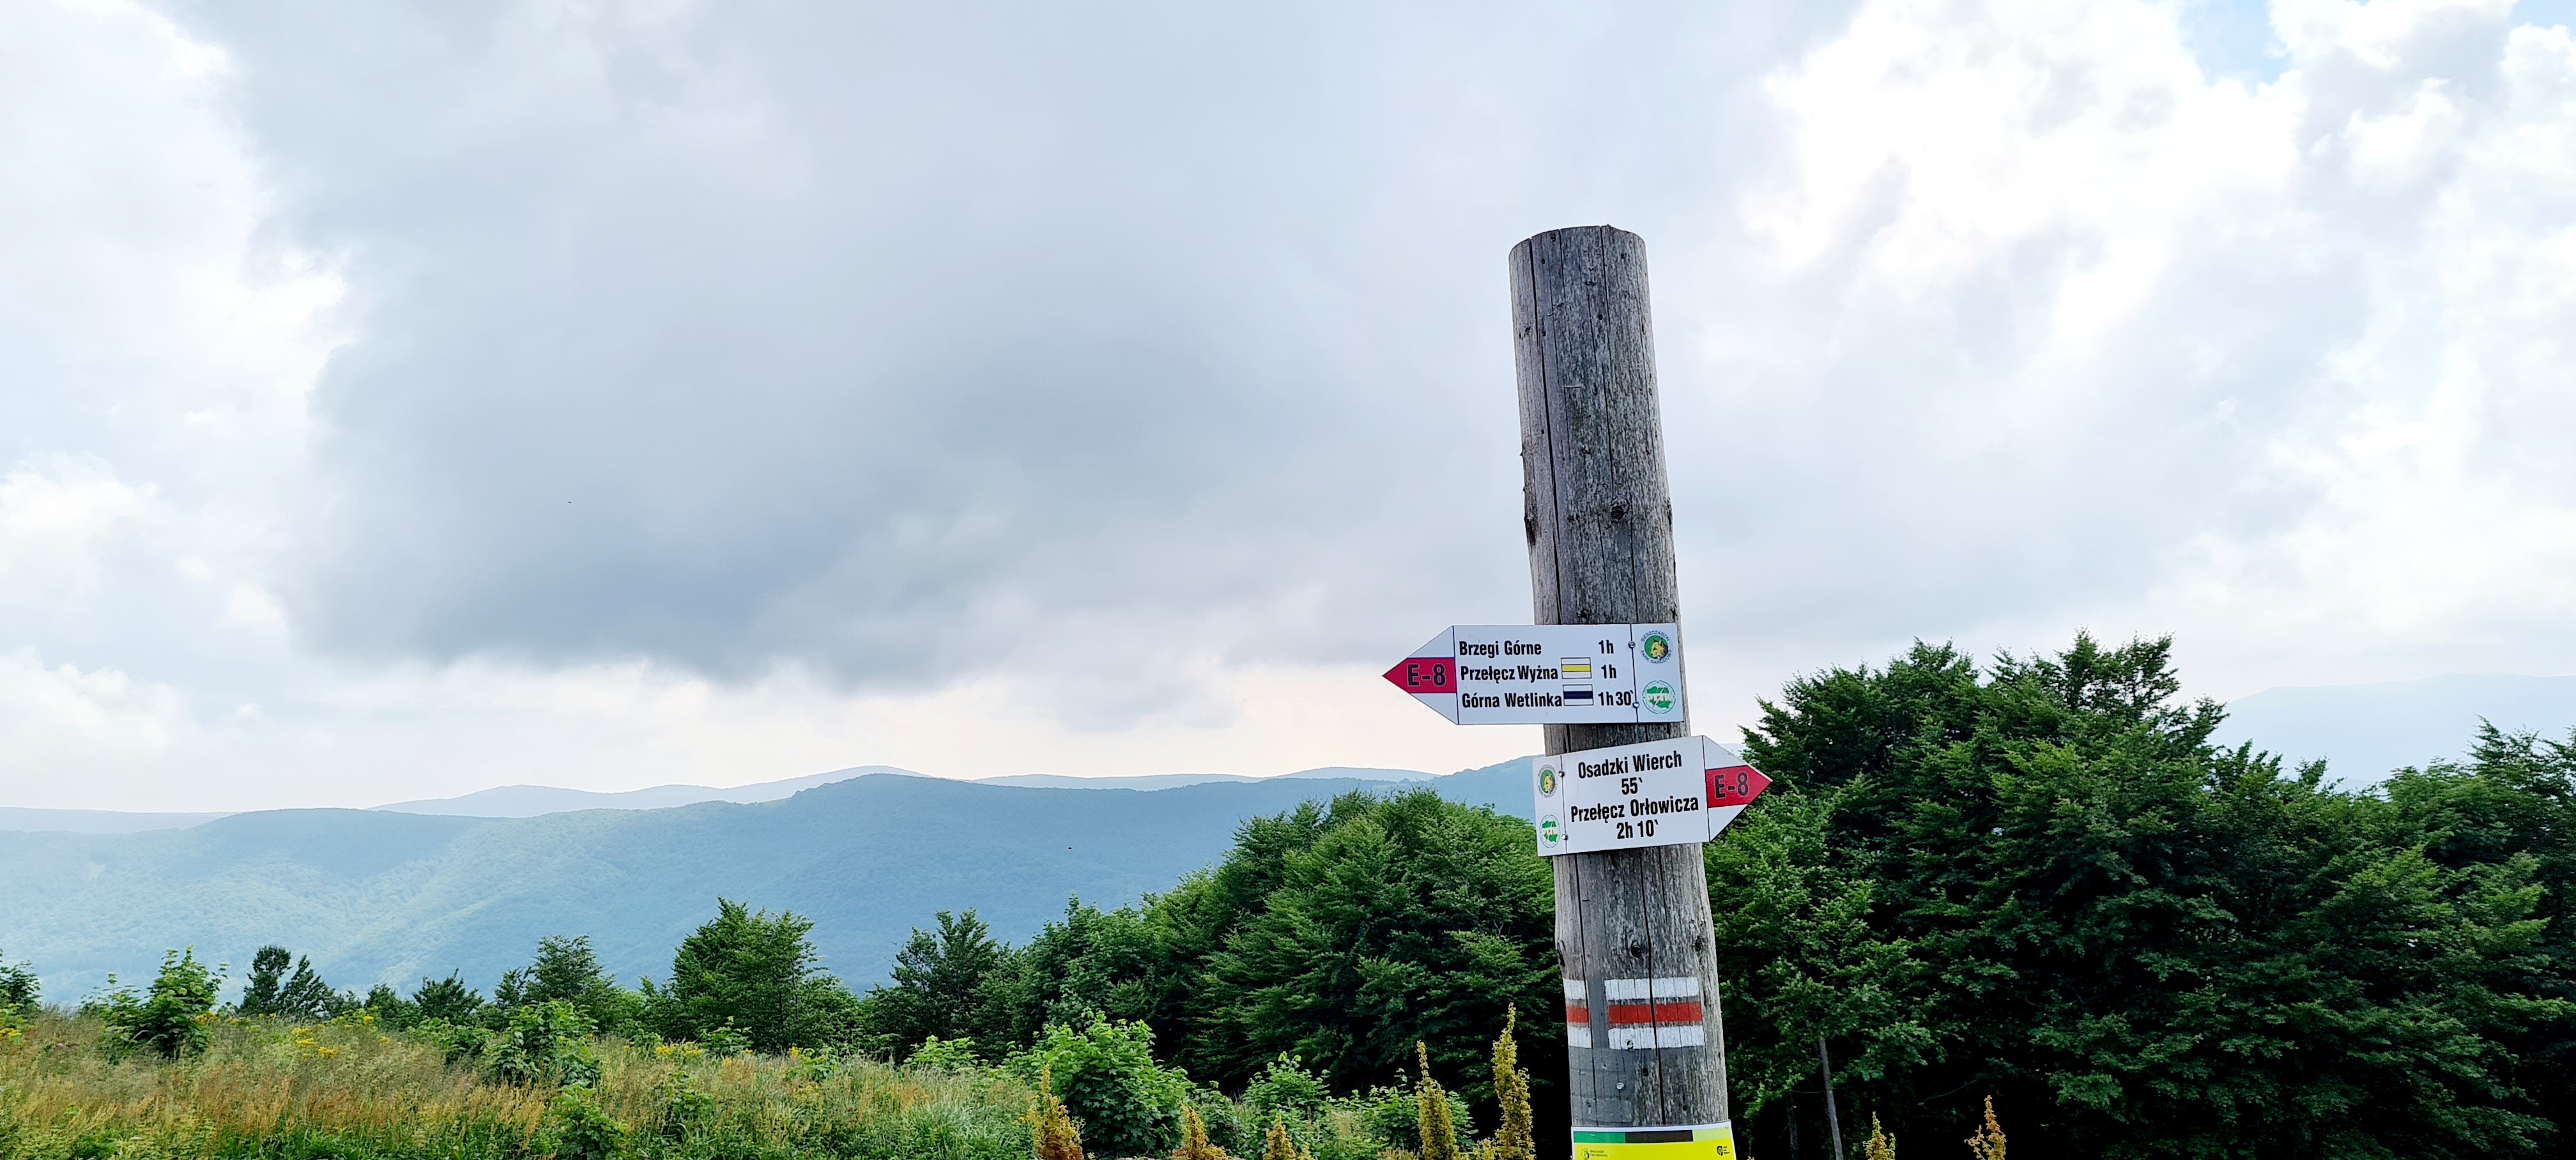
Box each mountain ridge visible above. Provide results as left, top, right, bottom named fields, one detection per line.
left=0, top=765, right=1531, bottom=1001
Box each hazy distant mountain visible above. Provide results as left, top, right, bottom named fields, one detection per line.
left=970, top=773, right=1267, bottom=790
left=2216, top=673, right=2576, bottom=784
left=370, top=766, right=910, bottom=817
left=0, top=807, right=233, bottom=835
left=973, top=767, right=1438, bottom=791
left=0, top=764, right=1531, bottom=1001
left=1280, top=766, right=1438, bottom=782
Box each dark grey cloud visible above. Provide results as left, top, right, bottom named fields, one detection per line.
left=158, top=0, right=1852, bottom=716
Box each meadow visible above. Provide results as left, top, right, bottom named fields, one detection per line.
left=0, top=1008, right=1038, bottom=1160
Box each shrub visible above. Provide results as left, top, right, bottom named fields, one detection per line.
left=411, top=1016, right=488, bottom=1064
left=1028, top=1065, right=1087, bottom=1160
left=911, top=1034, right=985, bottom=1071
left=1481, top=1008, right=1535, bottom=1160
left=654, top=1067, right=719, bottom=1144
left=544, top=1086, right=629, bottom=1160
left=0, top=949, right=36, bottom=1010
left=1413, top=1042, right=1461, bottom=1160
left=1965, top=1097, right=2005, bottom=1160
left=1009, top=1016, right=1191, bottom=1159
left=1244, top=1054, right=1328, bottom=1123
left=93, top=948, right=220, bottom=1060
left=484, top=1000, right=601, bottom=1087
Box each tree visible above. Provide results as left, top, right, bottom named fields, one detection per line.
left=236, top=945, right=338, bottom=1019
left=1183, top=791, right=1559, bottom=1108
left=496, top=935, right=638, bottom=1035
left=1725, top=634, right=2575, bottom=1157
left=859, top=908, right=1010, bottom=1058
left=648, top=899, right=854, bottom=1053
left=412, top=972, right=486, bottom=1023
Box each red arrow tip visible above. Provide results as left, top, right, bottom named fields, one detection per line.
left=1383, top=656, right=1456, bottom=694
left=1705, top=765, right=1770, bottom=808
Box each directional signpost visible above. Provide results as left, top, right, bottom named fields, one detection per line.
left=1530, top=736, right=1770, bottom=857
left=1377, top=227, right=1763, bottom=1159
left=1384, top=623, right=1685, bottom=724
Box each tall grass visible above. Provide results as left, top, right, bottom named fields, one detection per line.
left=0, top=1011, right=1036, bottom=1160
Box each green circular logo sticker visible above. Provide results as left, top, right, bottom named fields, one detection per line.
left=1641, top=632, right=1673, bottom=663
left=1538, top=765, right=1560, bottom=796
left=1538, top=814, right=1563, bottom=849
left=1643, top=680, right=1677, bottom=715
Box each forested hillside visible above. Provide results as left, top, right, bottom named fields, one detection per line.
left=0, top=767, right=1528, bottom=1000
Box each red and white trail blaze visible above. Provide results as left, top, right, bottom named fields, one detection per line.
left=1563, top=977, right=1707, bottom=1049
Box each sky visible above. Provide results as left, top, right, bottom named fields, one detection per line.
left=3, top=0, right=2572, bottom=811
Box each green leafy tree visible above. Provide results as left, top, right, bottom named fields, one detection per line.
left=95, top=948, right=221, bottom=1059
left=359, top=982, right=418, bottom=1028
left=411, top=972, right=485, bottom=1023
left=1726, top=634, right=2575, bottom=1157
left=859, top=908, right=1011, bottom=1058
left=494, top=935, right=638, bottom=1035
left=647, top=898, right=857, bottom=1053
left=1181, top=791, right=1558, bottom=1108
left=236, top=945, right=338, bottom=1019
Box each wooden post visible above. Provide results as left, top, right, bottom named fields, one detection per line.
left=1512, top=225, right=1731, bottom=1144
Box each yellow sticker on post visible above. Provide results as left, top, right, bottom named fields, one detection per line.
left=1570, top=1122, right=1736, bottom=1160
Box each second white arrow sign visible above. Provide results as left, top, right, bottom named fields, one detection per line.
left=1383, top=623, right=1687, bottom=724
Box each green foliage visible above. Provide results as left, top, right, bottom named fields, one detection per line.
left=6, top=1007, right=1041, bottom=1160
left=1008, top=1016, right=1193, bottom=1159
left=699, top=1020, right=751, bottom=1057
left=648, top=897, right=857, bottom=1053
left=412, top=971, right=486, bottom=1023
left=542, top=1085, right=629, bottom=1160
left=484, top=999, right=601, bottom=1087
left=1725, top=634, right=2576, bottom=1157
left=653, top=1067, right=719, bottom=1144
left=412, top=1016, right=487, bottom=1064
left=910, top=1034, right=986, bottom=1071
left=1176, top=791, right=1556, bottom=1102
left=859, top=908, right=1013, bottom=1059
left=90, top=948, right=219, bottom=1060
left=236, top=945, right=341, bottom=1019
left=1243, top=1054, right=1329, bottom=1124
left=0, top=949, right=36, bottom=1011
left=494, top=934, right=638, bottom=1036
left=361, top=981, right=420, bottom=1028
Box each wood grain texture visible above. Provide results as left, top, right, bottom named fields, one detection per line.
left=1512, top=225, right=1728, bottom=1131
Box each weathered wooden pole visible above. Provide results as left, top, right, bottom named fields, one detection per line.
left=1512, top=226, right=1733, bottom=1152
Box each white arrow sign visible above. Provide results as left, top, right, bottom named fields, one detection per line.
left=1531, top=736, right=1770, bottom=856
left=1383, top=623, right=1685, bottom=724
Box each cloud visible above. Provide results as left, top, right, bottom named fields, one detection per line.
left=2, top=0, right=2573, bottom=808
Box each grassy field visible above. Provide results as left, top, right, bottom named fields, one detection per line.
left=0, top=1011, right=1039, bottom=1160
